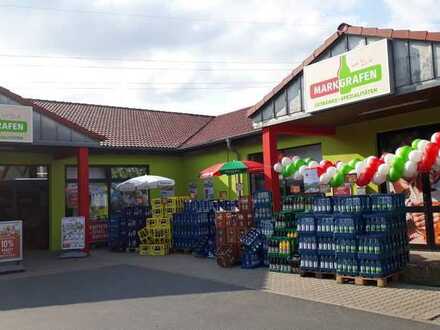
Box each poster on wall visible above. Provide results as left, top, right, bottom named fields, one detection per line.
left=61, top=217, right=85, bottom=250
left=203, top=178, right=215, bottom=200
left=0, top=221, right=23, bottom=263
left=0, top=104, right=33, bottom=143
left=303, top=39, right=391, bottom=113
left=303, top=168, right=320, bottom=193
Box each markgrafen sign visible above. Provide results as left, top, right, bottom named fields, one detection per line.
left=304, top=39, right=391, bottom=112
left=0, top=104, right=33, bottom=143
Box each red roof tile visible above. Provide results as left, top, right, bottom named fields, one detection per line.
left=247, top=22, right=440, bottom=118
left=181, top=107, right=258, bottom=149
left=31, top=99, right=213, bottom=150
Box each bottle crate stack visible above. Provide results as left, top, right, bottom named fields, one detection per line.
left=268, top=210, right=298, bottom=274
left=108, top=206, right=149, bottom=252
left=297, top=194, right=409, bottom=283
left=240, top=228, right=265, bottom=269
left=252, top=190, right=274, bottom=267
left=215, top=199, right=253, bottom=268
left=151, top=196, right=188, bottom=218
left=138, top=215, right=172, bottom=256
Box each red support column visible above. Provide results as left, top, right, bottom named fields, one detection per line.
left=262, top=127, right=281, bottom=211
left=77, top=147, right=90, bottom=253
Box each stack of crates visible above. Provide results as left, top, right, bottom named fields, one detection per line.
left=152, top=196, right=188, bottom=218
left=138, top=216, right=172, bottom=256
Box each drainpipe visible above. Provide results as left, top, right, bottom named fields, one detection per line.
left=226, top=138, right=242, bottom=198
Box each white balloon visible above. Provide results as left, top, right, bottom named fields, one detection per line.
left=367, top=156, right=377, bottom=164
left=408, top=150, right=422, bottom=163
left=281, top=157, right=291, bottom=167
left=326, top=166, right=337, bottom=177
left=319, top=160, right=328, bottom=166
left=417, top=139, right=429, bottom=151
left=395, top=147, right=404, bottom=156
left=384, top=154, right=395, bottom=164
left=355, top=162, right=364, bottom=175
left=273, top=163, right=283, bottom=173
left=278, top=174, right=284, bottom=180
left=377, top=164, right=390, bottom=177
left=372, top=172, right=386, bottom=185
left=404, top=160, right=417, bottom=178
left=320, top=174, right=331, bottom=185
left=336, top=162, right=344, bottom=170
left=308, top=160, right=319, bottom=167
left=298, top=165, right=307, bottom=175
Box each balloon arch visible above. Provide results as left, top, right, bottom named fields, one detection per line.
left=273, top=132, right=440, bottom=188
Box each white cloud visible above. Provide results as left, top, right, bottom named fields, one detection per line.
left=384, top=0, right=440, bottom=30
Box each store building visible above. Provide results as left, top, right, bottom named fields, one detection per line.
left=1, top=23, right=440, bottom=251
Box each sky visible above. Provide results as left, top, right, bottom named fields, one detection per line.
left=0, top=0, right=439, bottom=115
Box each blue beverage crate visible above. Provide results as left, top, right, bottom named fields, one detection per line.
left=297, top=213, right=316, bottom=235
left=369, top=193, right=405, bottom=212
left=333, top=196, right=370, bottom=214
left=316, top=214, right=334, bottom=236
left=241, top=250, right=263, bottom=269
left=363, top=212, right=407, bottom=234
left=333, top=214, right=363, bottom=237
left=312, top=197, right=333, bottom=213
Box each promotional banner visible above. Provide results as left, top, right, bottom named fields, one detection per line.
left=61, top=217, right=85, bottom=250
left=303, top=168, right=320, bottom=193
left=0, top=221, right=23, bottom=263
left=304, top=39, right=391, bottom=112
left=0, top=104, right=33, bottom=143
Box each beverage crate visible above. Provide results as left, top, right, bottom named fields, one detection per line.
left=333, top=214, right=363, bottom=237
left=312, top=197, right=333, bottom=213
left=369, top=193, right=405, bottom=212
left=300, top=252, right=319, bottom=272
left=363, top=212, right=406, bottom=234
left=298, top=236, right=317, bottom=253
left=333, top=196, right=370, bottom=214
left=317, top=236, right=335, bottom=256
left=297, top=213, right=316, bottom=234
left=241, top=250, right=263, bottom=269
left=335, top=256, right=359, bottom=276
left=319, top=255, right=336, bottom=273
left=335, top=237, right=358, bottom=256
left=140, top=243, right=169, bottom=256
left=316, top=214, right=334, bottom=236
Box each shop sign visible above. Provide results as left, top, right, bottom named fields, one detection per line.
left=303, top=168, right=320, bottom=193
left=333, top=184, right=352, bottom=196
left=61, top=217, right=85, bottom=250
left=0, top=105, right=33, bottom=143
left=304, top=39, right=391, bottom=112
left=0, top=221, right=23, bottom=263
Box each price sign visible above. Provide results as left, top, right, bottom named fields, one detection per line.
left=61, top=217, right=85, bottom=250
left=0, top=221, right=23, bottom=263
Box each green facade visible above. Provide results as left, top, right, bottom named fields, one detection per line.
left=1, top=105, right=439, bottom=251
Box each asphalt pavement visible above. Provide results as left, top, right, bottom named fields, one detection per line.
left=0, top=264, right=438, bottom=330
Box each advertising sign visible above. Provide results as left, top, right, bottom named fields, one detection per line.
left=303, top=168, right=320, bottom=193
left=0, top=221, right=23, bottom=263
left=61, top=217, right=85, bottom=250
left=304, top=39, right=391, bottom=112
left=0, top=104, right=33, bottom=143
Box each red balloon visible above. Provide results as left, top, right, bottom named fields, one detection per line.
left=321, top=160, right=334, bottom=170
left=316, top=165, right=326, bottom=177
left=431, top=132, right=440, bottom=145
left=418, top=143, right=440, bottom=172
left=356, top=157, right=382, bottom=186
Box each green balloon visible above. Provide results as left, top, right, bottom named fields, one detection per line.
left=342, top=164, right=353, bottom=175
left=294, top=159, right=306, bottom=169
left=282, top=167, right=290, bottom=178
left=330, top=172, right=344, bottom=187
left=348, top=158, right=362, bottom=168
left=388, top=167, right=403, bottom=182
left=397, top=146, right=412, bottom=159
left=303, top=157, right=312, bottom=165
left=393, top=157, right=405, bottom=172
left=285, top=163, right=297, bottom=176
left=411, top=139, right=421, bottom=149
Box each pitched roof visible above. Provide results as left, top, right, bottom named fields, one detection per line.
left=31, top=99, right=213, bottom=150
left=247, top=22, right=440, bottom=118
left=0, top=86, right=105, bottom=141
left=181, top=106, right=258, bottom=149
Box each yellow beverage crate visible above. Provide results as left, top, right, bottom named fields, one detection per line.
left=137, top=227, right=148, bottom=244
left=146, top=227, right=171, bottom=239
left=138, top=244, right=149, bottom=256
left=147, top=244, right=169, bottom=256
left=146, top=217, right=160, bottom=227
left=151, top=198, right=164, bottom=208
left=152, top=208, right=164, bottom=217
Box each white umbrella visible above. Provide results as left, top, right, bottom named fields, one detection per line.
left=116, top=175, right=175, bottom=192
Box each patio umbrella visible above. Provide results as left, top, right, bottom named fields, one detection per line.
left=200, top=160, right=263, bottom=179
left=116, top=175, right=175, bottom=192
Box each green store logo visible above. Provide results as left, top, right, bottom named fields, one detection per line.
left=310, top=55, right=382, bottom=99
left=0, top=119, right=28, bottom=133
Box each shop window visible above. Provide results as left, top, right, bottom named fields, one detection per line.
left=409, top=41, right=434, bottom=83
left=66, top=166, right=106, bottom=180
left=393, top=40, right=411, bottom=88
left=262, top=102, right=274, bottom=121
left=0, top=166, right=48, bottom=180
left=287, top=79, right=302, bottom=114
left=274, top=91, right=287, bottom=117
left=111, top=167, right=148, bottom=180
left=434, top=43, right=440, bottom=78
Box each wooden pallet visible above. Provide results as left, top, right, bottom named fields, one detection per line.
left=300, top=270, right=336, bottom=279
left=336, top=273, right=400, bottom=287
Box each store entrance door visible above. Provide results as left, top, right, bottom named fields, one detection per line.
left=0, top=166, right=49, bottom=250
